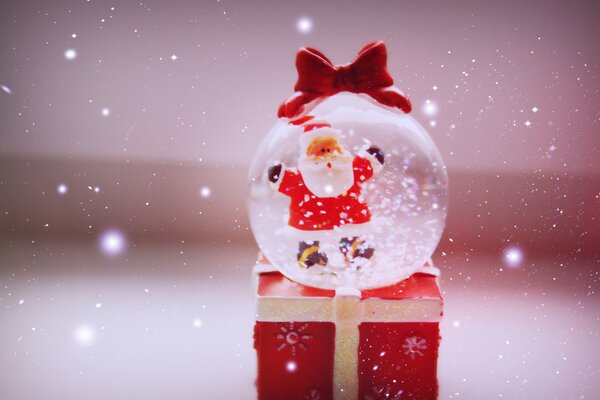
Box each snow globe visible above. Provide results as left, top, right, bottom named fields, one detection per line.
left=247, top=42, right=448, bottom=290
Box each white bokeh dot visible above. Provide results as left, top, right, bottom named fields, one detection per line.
left=286, top=360, right=297, bottom=372
left=57, top=183, right=68, bottom=195
left=64, top=49, right=77, bottom=60
left=101, top=108, right=110, bottom=117
left=75, top=325, right=94, bottom=346
left=423, top=99, right=438, bottom=116
left=99, top=229, right=126, bottom=256
left=503, top=246, right=524, bottom=268
left=296, top=17, right=313, bottom=34
left=199, top=186, right=211, bottom=198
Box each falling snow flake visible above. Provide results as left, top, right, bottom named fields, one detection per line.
left=296, top=17, right=313, bottom=34
left=64, top=49, right=77, bottom=60
left=286, top=360, right=297, bottom=372
left=199, top=186, right=211, bottom=198
left=503, top=246, right=523, bottom=268
left=57, top=183, right=68, bottom=195
left=75, top=325, right=94, bottom=346
left=364, top=385, right=403, bottom=400
left=99, top=229, right=126, bottom=256
left=423, top=99, right=438, bottom=116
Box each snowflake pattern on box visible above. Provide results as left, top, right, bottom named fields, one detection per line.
left=364, top=385, right=403, bottom=400
left=275, top=322, right=313, bottom=356
left=402, top=335, right=427, bottom=359
left=304, top=388, right=324, bottom=400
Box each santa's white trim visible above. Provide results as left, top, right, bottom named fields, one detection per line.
left=358, top=148, right=383, bottom=174
left=268, top=164, right=286, bottom=191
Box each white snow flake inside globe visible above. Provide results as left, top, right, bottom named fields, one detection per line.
left=248, top=93, right=448, bottom=290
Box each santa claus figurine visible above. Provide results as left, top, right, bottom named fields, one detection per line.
left=268, top=120, right=385, bottom=269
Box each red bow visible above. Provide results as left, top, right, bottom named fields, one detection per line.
left=278, top=41, right=412, bottom=119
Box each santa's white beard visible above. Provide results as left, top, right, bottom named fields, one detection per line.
left=298, top=155, right=354, bottom=198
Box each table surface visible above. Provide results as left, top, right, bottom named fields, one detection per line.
left=0, top=238, right=597, bottom=399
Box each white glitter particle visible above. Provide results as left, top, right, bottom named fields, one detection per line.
left=296, top=17, right=313, bottom=34
left=1, top=84, right=12, bottom=94
left=170, top=54, right=178, bottom=61
left=524, top=120, right=532, bottom=127
left=57, top=183, right=68, bottom=195
left=199, top=186, right=211, bottom=198
left=453, top=320, right=460, bottom=328
left=193, top=319, right=202, bottom=328
left=99, top=230, right=126, bottom=256
left=18, top=299, right=25, bottom=305
left=64, top=49, right=77, bottom=60
left=71, top=33, right=77, bottom=38
left=531, top=106, right=539, bottom=113
left=101, top=108, right=110, bottom=117
left=95, top=303, right=102, bottom=308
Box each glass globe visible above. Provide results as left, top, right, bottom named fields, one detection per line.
left=248, top=93, right=448, bottom=290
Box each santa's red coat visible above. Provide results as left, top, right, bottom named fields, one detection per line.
left=277, top=155, right=375, bottom=231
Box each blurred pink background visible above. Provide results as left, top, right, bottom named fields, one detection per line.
left=0, top=0, right=598, bottom=399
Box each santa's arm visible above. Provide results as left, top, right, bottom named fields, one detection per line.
left=267, top=163, right=284, bottom=190
left=364, top=145, right=385, bottom=168
left=267, top=163, right=298, bottom=195
left=355, top=145, right=385, bottom=182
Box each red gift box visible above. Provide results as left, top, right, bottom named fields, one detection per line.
left=253, top=258, right=443, bottom=400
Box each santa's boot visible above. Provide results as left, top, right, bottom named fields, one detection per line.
left=339, top=237, right=375, bottom=264
left=297, top=241, right=328, bottom=268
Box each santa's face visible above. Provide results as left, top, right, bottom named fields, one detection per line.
left=298, top=136, right=354, bottom=198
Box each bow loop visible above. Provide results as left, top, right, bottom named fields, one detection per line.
left=278, top=41, right=411, bottom=118
left=294, top=48, right=336, bottom=94
left=349, top=41, right=394, bottom=90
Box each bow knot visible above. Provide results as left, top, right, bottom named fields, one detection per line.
left=278, top=41, right=411, bottom=119
left=333, top=64, right=356, bottom=91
